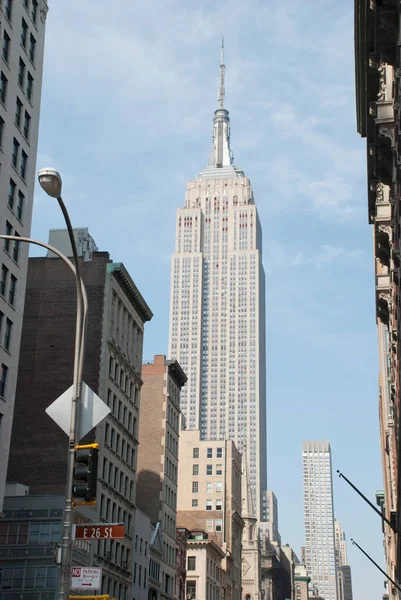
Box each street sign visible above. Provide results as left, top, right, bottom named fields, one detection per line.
left=46, top=382, right=110, bottom=439
left=71, top=567, right=102, bottom=591
left=73, top=523, right=125, bottom=540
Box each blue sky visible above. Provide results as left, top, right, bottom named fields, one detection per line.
left=32, top=1, right=383, bottom=598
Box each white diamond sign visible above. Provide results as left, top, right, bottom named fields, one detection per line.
left=46, top=382, right=110, bottom=439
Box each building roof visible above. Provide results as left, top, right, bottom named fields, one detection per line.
left=107, top=262, right=153, bottom=322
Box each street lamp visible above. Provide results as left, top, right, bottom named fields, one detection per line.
left=37, top=167, right=88, bottom=600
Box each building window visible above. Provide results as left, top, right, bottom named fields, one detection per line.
left=29, top=522, right=61, bottom=544
left=192, top=464, right=199, bottom=476
left=23, top=110, right=30, bottom=140
left=32, top=0, right=38, bottom=23
left=217, top=447, right=223, bottom=458
left=215, top=519, right=223, bottom=532
left=0, top=72, right=8, bottom=104
left=17, top=191, right=24, bottom=221
left=191, top=499, right=198, bottom=507
left=0, top=363, right=8, bottom=397
left=11, top=138, right=19, bottom=168
left=15, top=97, right=23, bottom=127
left=216, top=499, right=222, bottom=511
left=8, top=275, right=17, bottom=306
left=206, top=464, right=212, bottom=476
left=193, top=447, right=199, bottom=458
left=18, top=58, right=25, bottom=87
left=186, top=581, right=196, bottom=600
left=4, top=0, right=13, bottom=21
left=216, top=481, right=222, bottom=493
left=0, top=522, right=28, bottom=544
left=2, top=31, right=10, bottom=63
left=13, top=233, right=20, bottom=262
left=206, top=500, right=212, bottom=511
left=1, top=264, right=9, bottom=296
left=21, top=18, right=28, bottom=48
left=4, top=221, right=12, bottom=252
left=4, top=318, right=12, bottom=350
left=26, top=72, right=33, bottom=99
left=0, top=116, right=4, bottom=147
left=20, top=150, right=27, bottom=179
left=207, top=447, right=213, bottom=458
left=25, top=566, right=57, bottom=588
left=7, top=180, right=16, bottom=210
left=29, top=33, right=36, bottom=63
left=187, top=557, right=196, bottom=571
left=192, top=481, right=198, bottom=494
left=216, top=464, right=223, bottom=476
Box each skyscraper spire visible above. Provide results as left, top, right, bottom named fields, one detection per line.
left=219, top=37, right=225, bottom=109
left=205, top=38, right=238, bottom=174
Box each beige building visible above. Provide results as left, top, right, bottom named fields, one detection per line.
left=168, top=42, right=267, bottom=521
left=185, top=533, right=226, bottom=600
left=294, top=564, right=310, bottom=600
left=136, top=355, right=187, bottom=600
left=0, top=0, right=48, bottom=515
left=177, top=430, right=243, bottom=600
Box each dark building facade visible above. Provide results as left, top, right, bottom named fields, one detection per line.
left=0, top=493, right=91, bottom=600
left=6, top=230, right=152, bottom=600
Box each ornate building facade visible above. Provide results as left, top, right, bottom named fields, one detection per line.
left=168, top=42, right=268, bottom=521
left=355, top=0, right=400, bottom=595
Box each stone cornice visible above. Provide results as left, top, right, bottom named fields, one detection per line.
left=108, top=262, right=153, bottom=323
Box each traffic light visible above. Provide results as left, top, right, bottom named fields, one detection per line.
left=72, top=443, right=99, bottom=502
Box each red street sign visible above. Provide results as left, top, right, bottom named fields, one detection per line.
left=73, top=524, right=124, bottom=540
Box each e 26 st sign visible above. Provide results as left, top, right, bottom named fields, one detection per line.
left=73, top=523, right=124, bottom=540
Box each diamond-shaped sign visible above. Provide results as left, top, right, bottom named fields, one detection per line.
left=46, top=382, right=110, bottom=439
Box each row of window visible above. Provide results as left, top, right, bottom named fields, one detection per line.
left=0, top=566, right=56, bottom=590
left=132, top=562, right=146, bottom=588
left=106, top=388, right=137, bottom=438
left=192, top=446, right=223, bottom=458
left=0, top=521, right=60, bottom=545
left=0, top=263, right=17, bottom=304
left=2, top=0, right=39, bottom=26
left=8, top=178, right=24, bottom=221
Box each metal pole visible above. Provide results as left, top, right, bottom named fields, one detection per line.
left=337, top=470, right=398, bottom=533
left=351, top=538, right=401, bottom=592
left=55, top=196, right=87, bottom=600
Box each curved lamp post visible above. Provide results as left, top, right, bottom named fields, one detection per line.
left=37, top=168, right=87, bottom=600
left=14, top=167, right=88, bottom=600
left=0, top=230, right=88, bottom=600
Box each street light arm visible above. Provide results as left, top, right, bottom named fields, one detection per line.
left=0, top=233, right=88, bottom=600
left=0, top=234, right=88, bottom=314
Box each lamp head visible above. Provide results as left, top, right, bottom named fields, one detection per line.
left=38, top=168, right=62, bottom=198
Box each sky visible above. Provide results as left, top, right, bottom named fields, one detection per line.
left=32, top=1, right=384, bottom=598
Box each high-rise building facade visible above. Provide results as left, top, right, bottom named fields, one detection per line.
left=302, top=441, right=337, bottom=600
left=168, top=43, right=267, bottom=520
left=0, top=0, right=48, bottom=515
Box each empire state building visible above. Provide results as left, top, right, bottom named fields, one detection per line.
left=168, top=43, right=267, bottom=520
